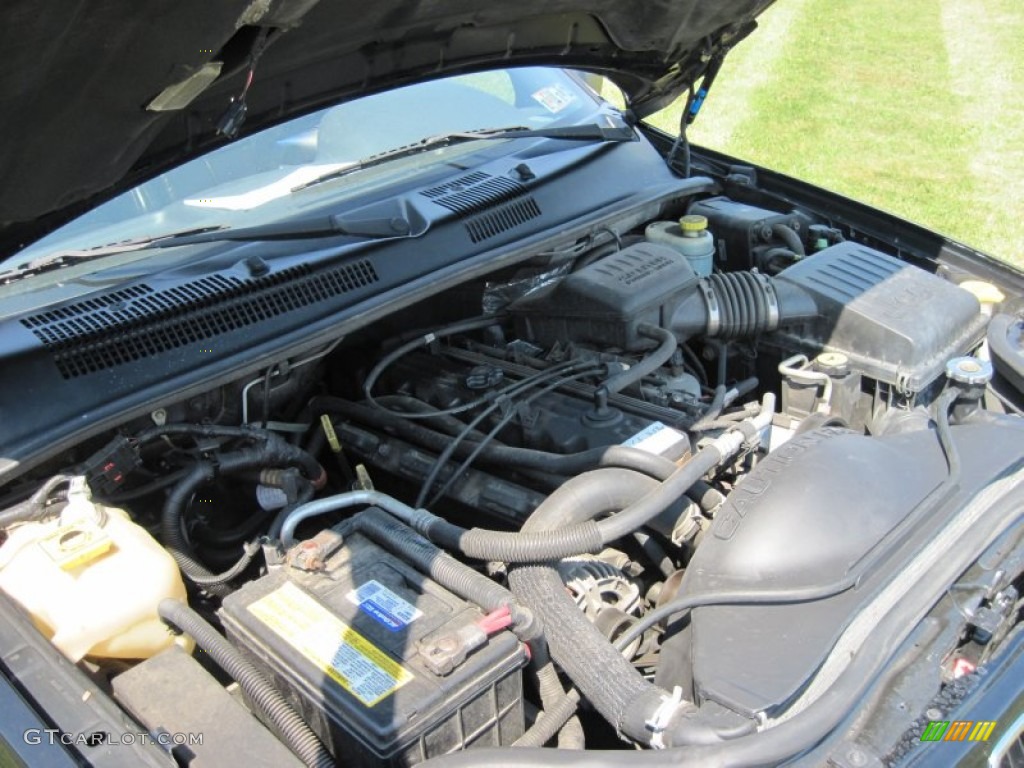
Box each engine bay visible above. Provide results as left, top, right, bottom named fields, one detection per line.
left=2, top=187, right=1023, bottom=766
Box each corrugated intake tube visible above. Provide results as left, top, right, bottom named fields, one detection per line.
left=671, top=271, right=817, bottom=340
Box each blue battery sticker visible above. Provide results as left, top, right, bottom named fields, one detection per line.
left=347, top=580, right=423, bottom=632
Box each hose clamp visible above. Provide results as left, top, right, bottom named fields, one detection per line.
left=699, top=278, right=720, bottom=336
left=646, top=686, right=685, bottom=749
left=406, top=507, right=440, bottom=538
left=758, top=273, right=781, bottom=330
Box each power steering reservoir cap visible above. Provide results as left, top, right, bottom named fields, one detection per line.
left=945, top=356, right=993, bottom=386
left=679, top=214, right=708, bottom=233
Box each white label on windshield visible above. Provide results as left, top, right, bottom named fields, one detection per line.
left=532, top=84, right=577, bottom=113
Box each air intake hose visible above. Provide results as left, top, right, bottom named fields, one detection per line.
left=508, top=241, right=818, bottom=351
left=671, top=270, right=818, bottom=340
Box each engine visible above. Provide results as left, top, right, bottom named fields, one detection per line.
left=2, top=192, right=1022, bottom=767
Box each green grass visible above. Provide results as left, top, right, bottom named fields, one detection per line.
left=639, top=0, right=1024, bottom=268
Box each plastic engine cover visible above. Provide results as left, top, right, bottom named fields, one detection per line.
left=774, top=242, right=986, bottom=390
left=663, top=422, right=1024, bottom=718
left=510, top=242, right=698, bottom=350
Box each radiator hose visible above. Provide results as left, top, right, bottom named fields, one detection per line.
left=161, top=435, right=325, bottom=595
left=304, top=399, right=770, bottom=565
left=404, top=426, right=752, bottom=563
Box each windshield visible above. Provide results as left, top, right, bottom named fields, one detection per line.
left=11, top=68, right=603, bottom=269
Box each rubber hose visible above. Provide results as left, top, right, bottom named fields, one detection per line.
left=157, top=600, right=334, bottom=768
left=161, top=458, right=252, bottom=597
left=0, top=474, right=73, bottom=528
left=670, top=270, right=817, bottom=341
left=594, top=445, right=722, bottom=543
left=686, top=479, right=725, bottom=513
left=423, top=468, right=659, bottom=561
left=507, top=470, right=717, bottom=747
left=279, top=489, right=418, bottom=547
left=613, top=578, right=856, bottom=655
left=162, top=441, right=324, bottom=593
left=599, top=325, right=678, bottom=397
left=633, top=531, right=675, bottom=579
left=425, top=462, right=1024, bottom=768
left=708, top=272, right=775, bottom=339
left=417, top=444, right=725, bottom=563
left=690, top=344, right=729, bottom=430
left=771, top=223, right=806, bottom=256
left=347, top=507, right=536, bottom=639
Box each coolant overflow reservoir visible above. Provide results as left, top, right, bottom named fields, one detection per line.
left=645, top=214, right=715, bottom=277
left=0, top=477, right=190, bottom=662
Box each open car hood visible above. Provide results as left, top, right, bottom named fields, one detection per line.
left=0, top=0, right=772, bottom=256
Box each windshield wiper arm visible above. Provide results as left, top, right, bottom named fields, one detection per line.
left=291, top=118, right=636, bottom=193
left=0, top=226, right=230, bottom=283
left=0, top=211, right=411, bottom=284
left=2, top=118, right=634, bottom=284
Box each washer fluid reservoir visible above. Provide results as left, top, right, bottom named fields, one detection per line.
left=0, top=477, right=190, bottom=662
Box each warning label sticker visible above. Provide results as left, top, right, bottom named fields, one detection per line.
left=248, top=582, right=413, bottom=707
left=347, top=580, right=423, bottom=632
left=531, top=83, right=577, bottom=113
left=622, top=421, right=688, bottom=456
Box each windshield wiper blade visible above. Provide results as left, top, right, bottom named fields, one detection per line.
left=0, top=226, right=229, bottom=283
left=0, top=211, right=411, bottom=284
left=3, top=118, right=634, bottom=284
left=291, top=118, right=636, bottom=193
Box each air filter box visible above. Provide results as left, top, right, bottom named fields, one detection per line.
left=220, top=517, right=527, bottom=766
left=774, top=242, right=986, bottom=391
left=510, top=242, right=698, bottom=350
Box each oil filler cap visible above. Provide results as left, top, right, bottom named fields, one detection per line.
left=945, top=356, right=993, bottom=386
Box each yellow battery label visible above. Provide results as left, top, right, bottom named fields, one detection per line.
left=248, top=581, right=413, bottom=707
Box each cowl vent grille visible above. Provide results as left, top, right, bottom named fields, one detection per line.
left=420, top=171, right=492, bottom=200
left=421, top=173, right=541, bottom=242
left=464, top=198, right=542, bottom=243
left=23, top=260, right=379, bottom=379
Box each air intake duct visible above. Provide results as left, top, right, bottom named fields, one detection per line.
left=509, top=242, right=816, bottom=350
left=671, top=270, right=817, bottom=340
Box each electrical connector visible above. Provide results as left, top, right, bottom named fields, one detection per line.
left=82, top=435, right=141, bottom=497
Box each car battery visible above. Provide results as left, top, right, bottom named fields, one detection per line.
left=220, top=515, right=527, bottom=766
